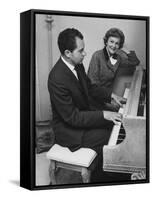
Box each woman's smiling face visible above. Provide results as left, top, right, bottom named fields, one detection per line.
left=106, top=36, right=120, bottom=56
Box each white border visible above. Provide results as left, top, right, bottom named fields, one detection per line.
left=0, top=0, right=152, bottom=199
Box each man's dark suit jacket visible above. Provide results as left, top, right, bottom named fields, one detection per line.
left=48, top=58, right=112, bottom=151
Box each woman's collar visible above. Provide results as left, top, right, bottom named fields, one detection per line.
left=103, top=47, right=118, bottom=61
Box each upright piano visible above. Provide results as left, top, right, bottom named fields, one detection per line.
left=103, top=65, right=146, bottom=180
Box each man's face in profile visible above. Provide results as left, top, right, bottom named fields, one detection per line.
left=69, top=37, right=86, bottom=66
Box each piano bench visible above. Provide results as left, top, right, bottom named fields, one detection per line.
left=46, top=144, right=97, bottom=184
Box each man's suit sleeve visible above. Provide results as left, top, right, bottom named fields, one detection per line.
left=48, top=77, right=108, bottom=128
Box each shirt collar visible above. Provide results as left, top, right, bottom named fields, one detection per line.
left=61, top=56, right=75, bottom=72
left=103, top=47, right=118, bottom=61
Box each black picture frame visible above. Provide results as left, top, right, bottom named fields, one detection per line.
left=20, top=9, right=150, bottom=190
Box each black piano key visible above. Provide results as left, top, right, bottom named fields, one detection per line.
left=118, top=134, right=126, bottom=140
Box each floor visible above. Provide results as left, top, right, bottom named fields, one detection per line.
left=35, top=152, right=132, bottom=186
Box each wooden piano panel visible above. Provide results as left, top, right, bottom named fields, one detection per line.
left=103, top=116, right=146, bottom=173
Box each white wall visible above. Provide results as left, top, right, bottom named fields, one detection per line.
left=36, top=14, right=146, bottom=120
left=51, top=15, right=146, bottom=72
left=36, top=14, right=52, bottom=121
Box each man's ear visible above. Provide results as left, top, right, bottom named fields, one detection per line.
left=64, top=49, right=72, bottom=58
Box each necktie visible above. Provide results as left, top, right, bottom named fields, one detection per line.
left=74, top=65, right=90, bottom=106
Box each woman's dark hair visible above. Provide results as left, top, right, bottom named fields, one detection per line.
left=103, top=28, right=125, bottom=49
left=58, top=28, right=83, bottom=55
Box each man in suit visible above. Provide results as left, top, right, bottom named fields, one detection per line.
left=48, top=28, right=124, bottom=182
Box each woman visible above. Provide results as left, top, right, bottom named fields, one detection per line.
left=88, top=28, right=140, bottom=110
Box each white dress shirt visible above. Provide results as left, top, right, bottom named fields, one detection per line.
left=61, top=56, right=78, bottom=79
left=110, top=56, right=117, bottom=65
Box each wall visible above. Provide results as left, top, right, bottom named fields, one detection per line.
left=51, top=15, right=146, bottom=96
left=36, top=14, right=52, bottom=121
left=36, top=14, right=146, bottom=120
left=51, top=15, right=146, bottom=71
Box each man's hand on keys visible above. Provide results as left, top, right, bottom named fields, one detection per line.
left=103, top=111, right=123, bottom=125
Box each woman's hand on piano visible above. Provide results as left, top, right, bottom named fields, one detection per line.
left=103, top=111, right=123, bottom=125
left=111, top=93, right=127, bottom=107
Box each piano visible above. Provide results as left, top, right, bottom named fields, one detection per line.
left=103, top=65, right=146, bottom=180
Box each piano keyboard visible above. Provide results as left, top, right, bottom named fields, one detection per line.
left=108, top=88, right=129, bottom=146
left=103, top=66, right=146, bottom=175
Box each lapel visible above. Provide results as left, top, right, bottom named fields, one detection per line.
left=59, top=58, right=85, bottom=93
left=59, top=59, right=90, bottom=107
left=60, top=59, right=91, bottom=108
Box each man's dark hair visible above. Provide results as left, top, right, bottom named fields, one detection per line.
left=103, top=28, right=125, bottom=49
left=58, top=28, right=83, bottom=55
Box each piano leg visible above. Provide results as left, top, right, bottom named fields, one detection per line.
left=131, top=170, right=146, bottom=180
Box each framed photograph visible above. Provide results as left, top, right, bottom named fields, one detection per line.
left=20, top=9, right=149, bottom=190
